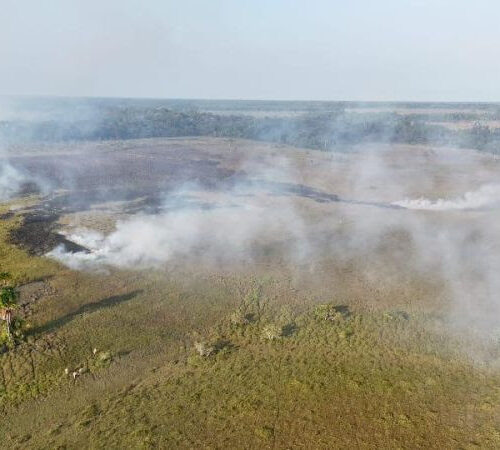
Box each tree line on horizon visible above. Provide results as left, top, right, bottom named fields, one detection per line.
left=1, top=106, right=499, bottom=153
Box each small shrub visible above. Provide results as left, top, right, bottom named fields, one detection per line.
left=10, top=317, right=26, bottom=339
left=281, top=322, right=298, bottom=337
left=262, top=324, right=282, bottom=341
left=93, top=350, right=113, bottom=368
left=0, top=317, right=26, bottom=346
left=0, top=272, right=10, bottom=281
left=97, top=350, right=112, bottom=361
left=384, top=310, right=409, bottom=321
left=0, top=326, right=10, bottom=346
left=338, top=327, right=354, bottom=339
left=230, top=309, right=253, bottom=326
left=254, top=426, right=274, bottom=440
left=194, top=341, right=215, bottom=357
left=314, top=303, right=349, bottom=322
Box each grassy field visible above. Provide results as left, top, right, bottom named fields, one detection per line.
left=1, top=136, right=500, bottom=448
left=0, top=203, right=499, bottom=449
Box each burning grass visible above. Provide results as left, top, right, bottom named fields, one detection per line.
left=1, top=139, right=500, bottom=447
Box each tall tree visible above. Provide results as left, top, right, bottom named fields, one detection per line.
left=0, top=272, right=18, bottom=338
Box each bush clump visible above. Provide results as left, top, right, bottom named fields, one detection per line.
left=254, top=426, right=274, bottom=440
left=262, top=324, right=282, bottom=341
left=229, top=308, right=254, bottom=326
left=338, top=327, right=354, bottom=339
left=314, top=303, right=349, bottom=322
left=384, top=310, right=409, bottom=321
left=194, top=341, right=216, bottom=357
left=94, top=351, right=113, bottom=368
left=0, top=317, right=26, bottom=349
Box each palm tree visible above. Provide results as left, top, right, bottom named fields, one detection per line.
left=0, top=273, right=18, bottom=338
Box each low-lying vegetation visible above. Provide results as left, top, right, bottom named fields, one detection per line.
left=5, top=296, right=497, bottom=449
left=0, top=182, right=499, bottom=447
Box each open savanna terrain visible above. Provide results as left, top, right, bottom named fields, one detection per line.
left=1, top=136, right=500, bottom=448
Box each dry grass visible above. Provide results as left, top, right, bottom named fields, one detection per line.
left=1, top=138, right=500, bottom=448
left=0, top=218, right=498, bottom=449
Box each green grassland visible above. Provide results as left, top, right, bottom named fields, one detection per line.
left=0, top=202, right=500, bottom=449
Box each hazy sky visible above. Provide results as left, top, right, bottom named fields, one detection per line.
left=2, top=0, right=499, bottom=101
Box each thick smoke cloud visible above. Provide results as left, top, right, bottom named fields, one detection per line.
left=47, top=161, right=311, bottom=270
left=49, top=202, right=305, bottom=270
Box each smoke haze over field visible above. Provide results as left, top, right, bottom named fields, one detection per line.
left=32, top=140, right=500, bottom=345
left=4, top=4, right=500, bottom=447
left=2, top=99, right=500, bottom=344
left=1, top=0, right=500, bottom=356
left=0, top=162, right=28, bottom=201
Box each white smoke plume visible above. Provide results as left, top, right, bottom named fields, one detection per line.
left=0, top=161, right=29, bottom=202
left=48, top=176, right=311, bottom=271
left=393, top=183, right=500, bottom=211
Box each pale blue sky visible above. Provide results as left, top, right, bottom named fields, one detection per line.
left=1, top=0, right=499, bottom=101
